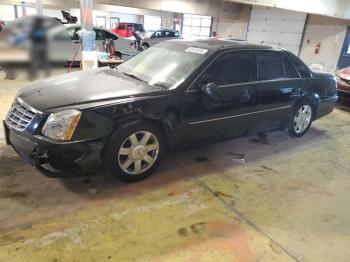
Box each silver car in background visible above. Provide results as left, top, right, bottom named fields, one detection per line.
left=51, top=24, right=138, bottom=62
left=0, top=16, right=138, bottom=65
left=141, top=29, right=182, bottom=49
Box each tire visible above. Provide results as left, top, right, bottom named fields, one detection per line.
left=104, top=120, right=165, bottom=182
left=286, top=101, right=314, bottom=138
left=141, top=43, right=149, bottom=49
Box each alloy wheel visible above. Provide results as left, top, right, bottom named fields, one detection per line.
left=293, top=105, right=312, bottom=134
left=118, top=131, right=159, bottom=175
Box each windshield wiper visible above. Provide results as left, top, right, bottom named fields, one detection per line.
left=152, top=82, right=169, bottom=89
left=123, top=72, right=147, bottom=83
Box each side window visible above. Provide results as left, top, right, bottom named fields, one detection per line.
left=54, top=29, right=72, bottom=41
left=118, top=25, right=125, bottom=30
left=95, top=29, right=107, bottom=40
left=201, top=51, right=251, bottom=86
left=127, top=25, right=134, bottom=31
left=66, top=27, right=79, bottom=41
left=174, top=31, right=179, bottom=37
left=107, top=32, right=118, bottom=40
left=165, top=31, right=175, bottom=37
left=256, top=51, right=284, bottom=81
left=283, top=55, right=300, bottom=78
left=287, top=52, right=312, bottom=78
left=154, top=31, right=162, bottom=38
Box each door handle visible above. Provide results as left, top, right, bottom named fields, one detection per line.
left=243, top=89, right=251, bottom=98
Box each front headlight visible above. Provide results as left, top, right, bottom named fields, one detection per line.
left=42, top=109, right=81, bottom=141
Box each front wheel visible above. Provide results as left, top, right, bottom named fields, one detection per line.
left=105, top=121, right=164, bottom=182
left=287, top=102, right=314, bottom=138
left=141, top=43, right=149, bottom=49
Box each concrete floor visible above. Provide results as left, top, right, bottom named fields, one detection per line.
left=1, top=70, right=350, bottom=262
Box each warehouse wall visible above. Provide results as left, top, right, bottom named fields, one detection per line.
left=214, top=3, right=250, bottom=40
left=299, top=14, right=350, bottom=72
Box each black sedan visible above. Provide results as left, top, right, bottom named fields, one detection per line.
left=4, top=40, right=337, bottom=182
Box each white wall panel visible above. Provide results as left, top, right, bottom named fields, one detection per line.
left=247, top=6, right=306, bottom=54
left=0, top=5, right=15, bottom=21
left=43, top=9, right=63, bottom=20
left=299, top=15, right=350, bottom=72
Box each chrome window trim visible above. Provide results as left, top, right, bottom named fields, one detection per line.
left=186, top=78, right=302, bottom=93
left=188, top=105, right=292, bottom=125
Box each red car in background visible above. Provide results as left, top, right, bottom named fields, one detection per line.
left=335, top=67, right=350, bottom=101
left=112, top=23, right=144, bottom=38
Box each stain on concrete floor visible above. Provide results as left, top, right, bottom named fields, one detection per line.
left=1, top=72, right=350, bottom=261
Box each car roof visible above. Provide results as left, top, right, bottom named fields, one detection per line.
left=117, top=22, right=141, bottom=25
left=161, top=29, right=178, bottom=32
left=171, top=39, right=280, bottom=52
left=63, top=24, right=117, bottom=33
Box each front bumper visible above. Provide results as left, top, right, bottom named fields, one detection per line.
left=3, top=120, right=104, bottom=177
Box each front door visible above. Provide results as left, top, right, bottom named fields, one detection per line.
left=179, top=50, right=256, bottom=145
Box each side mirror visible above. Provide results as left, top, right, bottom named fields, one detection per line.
left=200, top=82, right=219, bottom=99
left=200, top=82, right=229, bottom=104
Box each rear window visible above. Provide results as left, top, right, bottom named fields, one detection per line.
left=284, top=55, right=300, bottom=78
left=256, top=51, right=284, bottom=81
left=287, top=52, right=312, bottom=78
left=165, top=31, right=176, bottom=37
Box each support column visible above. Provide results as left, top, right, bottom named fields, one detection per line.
left=21, top=2, right=26, bottom=16
left=80, top=0, right=97, bottom=70
left=35, top=0, right=43, bottom=15
left=14, top=5, right=18, bottom=19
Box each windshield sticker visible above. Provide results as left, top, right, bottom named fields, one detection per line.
left=185, top=47, right=208, bottom=54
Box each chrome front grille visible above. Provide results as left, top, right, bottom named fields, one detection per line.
left=5, top=99, right=36, bottom=131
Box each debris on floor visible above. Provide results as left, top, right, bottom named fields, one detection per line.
left=87, top=187, right=98, bottom=194
left=194, top=156, right=210, bottom=162
left=190, top=222, right=206, bottom=234
left=177, top=227, right=188, bottom=237
left=228, top=152, right=246, bottom=164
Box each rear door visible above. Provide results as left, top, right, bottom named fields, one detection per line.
left=50, top=26, right=80, bottom=63
left=252, top=50, right=302, bottom=130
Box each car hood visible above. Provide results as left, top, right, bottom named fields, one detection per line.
left=17, top=68, right=166, bottom=112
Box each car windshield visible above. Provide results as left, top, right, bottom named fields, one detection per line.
left=118, top=42, right=211, bottom=89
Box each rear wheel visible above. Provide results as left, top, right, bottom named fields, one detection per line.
left=287, top=102, right=314, bottom=138
left=105, top=121, right=164, bottom=182
left=141, top=43, right=149, bottom=49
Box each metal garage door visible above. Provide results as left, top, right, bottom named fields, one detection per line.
left=247, top=6, right=307, bottom=55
